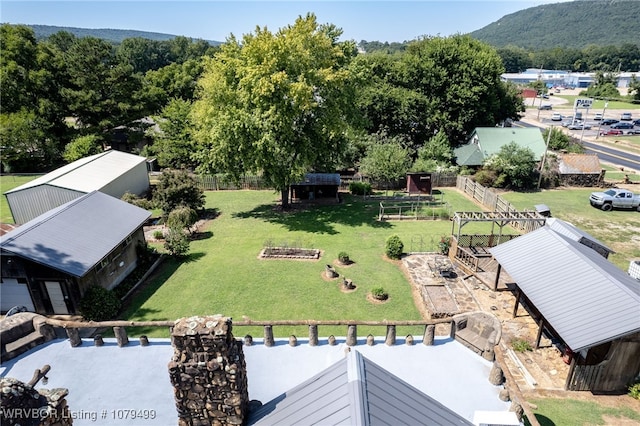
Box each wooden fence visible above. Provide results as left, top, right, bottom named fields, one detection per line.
left=456, top=176, right=544, bottom=233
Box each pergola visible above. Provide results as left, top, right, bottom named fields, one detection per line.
left=451, top=211, right=547, bottom=242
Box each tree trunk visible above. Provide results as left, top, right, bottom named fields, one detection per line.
left=281, top=187, right=290, bottom=210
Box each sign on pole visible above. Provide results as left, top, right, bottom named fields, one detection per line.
left=574, top=98, right=593, bottom=109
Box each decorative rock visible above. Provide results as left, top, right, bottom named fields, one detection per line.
left=499, top=389, right=510, bottom=402
left=327, top=335, right=337, bottom=346
left=289, top=335, right=298, bottom=347
left=114, top=326, right=129, bottom=347
left=244, top=335, right=253, bottom=346
left=94, top=335, right=104, bottom=347
left=366, top=334, right=375, bottom=346
left=405, top=334, right=414, bottom=346
left=139, top=335, right=149, bottom=346
left=263, top=325, right=274, bottom=347
left=325, top=264, right=339, bottom=278
left=66, top=328, right=82, bottom=347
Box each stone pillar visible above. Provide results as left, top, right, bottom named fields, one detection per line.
left=308, top=325, right=318, bottom=346
left=289, top=335, right=298, bottom=347
left=366, top=334, right=375, bottom=346
left=385, top=325, right=396, bottom=346
left=94, top=334, right=104, bottom=347
left=422, top=324, right=435, bottom=346
left=263, top=325, right=274, bottom=347
left=489, top=362, right=504, bottom=385
left=346, top=325, right=357, bottom=346
left=66, top=327, right=82, bottom=347
left=0, top=375, right=73, bottom=426
left=405, top=334, right=414, bottom=345
left=168, top=315, right=249, bottom=426
left=114, top=326, right=129, bottom=347
left=139, top=335, right=150, bottom=346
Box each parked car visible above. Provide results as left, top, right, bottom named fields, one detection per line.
left=620, top=112, right=632, bottom=121
left=633, top=119, right=640, bottom=126
left=538, top=104, right=552, bottom=110
left=551, top=112, right=563, bottom=121
left=611, top=122, right=634, bottom=129
left=599, top=129, right=623, bottom=136
left=600, top=118, right=619, bottom=126
left=594, top=113, right=603, bottom=120
left=568, top=123, right=591, bottom=130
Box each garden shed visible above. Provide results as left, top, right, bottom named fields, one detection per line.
left=4, top=150, right=150, bottom=224
left=290, top=173, right=340, bottom=201
left=557, top=153, right=604, bottom=186
left=489, top=227, right=640, bottom=392
left=406, top=172, right=432, bottom=195
left=0, top=191, right=150, bottom=315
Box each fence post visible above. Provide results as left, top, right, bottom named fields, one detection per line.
left=66, top=328, right=82, bottom=347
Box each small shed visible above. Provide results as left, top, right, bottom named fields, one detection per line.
left=291, top=173, right=340, bottom=201
left=4, top=150, right=150, bottom=224
left=406, top=172, right=432, bottom=195
left=557, top=154, right=604, bottom=186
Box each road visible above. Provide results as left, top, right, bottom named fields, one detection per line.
left=514, top=118, right=640, bottom=172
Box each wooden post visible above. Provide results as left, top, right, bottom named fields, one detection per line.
left=512, top=286, right=521, bottom=318
left=308, top=325, right=318, bottom=346
left=535, top=317, right=545, bottom=349
left=264, top=325, right=274, bottom=347
left=422, top=324, right=435, bottom=346
left=346, top=325, right=357, bottom=346
left=385, top=325, right=396, bottom=346
left=494, top=263, right=502, bottom=291
left=94, top=335, right=104, bottom=347
left=66, top=328, right=82, bottom=347
left=113, top=326, right=129, bottom=347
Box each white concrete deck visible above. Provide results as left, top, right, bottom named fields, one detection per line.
left=1, top=336, right=511, bottom=425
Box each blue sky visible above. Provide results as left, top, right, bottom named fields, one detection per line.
left=2, top=1, right=570, bottom=43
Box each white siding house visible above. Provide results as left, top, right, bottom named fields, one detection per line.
left=4, top=150, right=150, bottom=224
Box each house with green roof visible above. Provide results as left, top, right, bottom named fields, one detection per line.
left=453, top=128, right=546, bottom=167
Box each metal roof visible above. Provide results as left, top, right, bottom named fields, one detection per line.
left=453, top=127, right=546, bottom=166
left=292, top=173, right=341, bottom=186
left=489, top=227, right=640, bottom=352
left=249, top=350, right=472, bottom=425
left=0, top=191, right=150, bottom=277
left=545, top=218, right=614, bottom=254
left=4, top=150, right=148, bottom=195
left=558, top=154, right=601, bottom=174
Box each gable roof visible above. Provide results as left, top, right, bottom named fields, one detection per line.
left=489, top=227, right=640, bottom=352
left=545, top=217, right=614, bottom=255
left=0, top=191, right=150, bottom=277
left=249, top=350, right=472, bottom=425
left=558, top=154, right=602, bottom=174
left=4, top=150, right=147, bottom=195
left=453, top=127, right=546, bottom=166
left=292, top=173, right=341, bottom=186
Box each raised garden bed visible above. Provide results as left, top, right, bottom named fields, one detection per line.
left=259, top=247, right=321, bottom=260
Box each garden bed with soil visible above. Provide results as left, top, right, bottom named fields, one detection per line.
left=259, top=247, right=321, bottom=260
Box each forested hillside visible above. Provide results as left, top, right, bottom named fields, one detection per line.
left=28, top=24, right=221, bottom=45
left=471, top=0, right=640, bottom=49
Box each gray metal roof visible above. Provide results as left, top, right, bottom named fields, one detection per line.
left=4, top=150, right=147, bottom=195
left=489, top=227, right=640, bottom=352
left=0, top=191, right=150, bottom=277
left=249, top=350, right=472, bottom=425
left=545, top=218, right=614, bottom=254
left=292, top=173, right=341, bottom=186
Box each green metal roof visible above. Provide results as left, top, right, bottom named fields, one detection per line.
left=454, top=127, right=546, bottom=166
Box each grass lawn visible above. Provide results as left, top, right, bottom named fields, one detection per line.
left=501, top=188, right=640, bottom=271
left=0, top=175, right=42, bottom=223
left=524, top=397, right=640, bottom=426
left=122, top=189, right=485, bottom=338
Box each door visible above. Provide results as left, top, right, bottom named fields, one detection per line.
left=0, top=278, right=35, bottom=312
left=45, top=281, right=69, bottom=314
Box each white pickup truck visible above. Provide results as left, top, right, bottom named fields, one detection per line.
left=589, top=188, right=640, bottom=211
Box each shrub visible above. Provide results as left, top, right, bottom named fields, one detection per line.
left=438, top=236, right=451, bottom=255
left=153, top=230, right=165, bottom=240
left=511, top=338, right=533, bottom=352
left=629, top=382, right=640, bottom=400
left=385, top=234, right=404, bottom=259
left=121, top=191, right=154, bottom=210
left=473, top=169, right=497, bottom=187
left=79, top=285, right=121, bottom=321
left=371, top=286, right=388, bottom=300
left=349, top=181, right=372, bottom=195
left=164, top=226, right=190, bottom=257
left=338, top=251, right=350, bottom=264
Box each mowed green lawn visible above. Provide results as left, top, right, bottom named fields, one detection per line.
left=122, top=189, right=484, bottom=338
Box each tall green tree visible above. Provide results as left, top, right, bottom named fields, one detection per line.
left=192, top=14, right=357, bottom=208
left=358, top=133, right=412, bottom=190
left=149, top=99, right=198, bottom=169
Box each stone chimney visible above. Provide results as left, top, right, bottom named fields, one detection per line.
left=168, top=315, right=249, bottom=426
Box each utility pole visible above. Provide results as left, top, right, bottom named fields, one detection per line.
left=595, top=101, right=608, bottom=140
left=537, top=125, right=553, bottom=190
